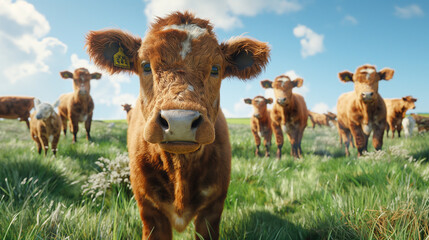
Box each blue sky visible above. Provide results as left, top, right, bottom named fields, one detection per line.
left=1, top=0, right=428, bottom=119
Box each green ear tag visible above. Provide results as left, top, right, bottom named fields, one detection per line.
left=344, top=75, right=351, bottom=81
left=113, top=47, right=130, bottom=69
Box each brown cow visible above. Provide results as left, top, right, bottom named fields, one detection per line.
left=121, top=103, right=133, bottom=124
left=410, top=113, right=429, bottom=133
left=337, top=64, right=394, bottom=156
left=85, top=12, right=270, bottom=239
left=58, top=68, right=101, bottom=143
left=308, top=111, right=331, bottom=128
left=0, top=96, right=34, bottom=128
left=30, top=99, right=62, bottom=156
left=384, top=96, right=417, bottom=138
left=244, top=96, right=273, bottom=157
left=261, top=75, right=308, bottom=159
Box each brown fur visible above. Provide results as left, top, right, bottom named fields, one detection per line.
left=121, top=104, right=133, bottom=124
left=244, top=96, right=273, bottom=157
left=336, top=64, right=394, bottom=156
left=410, top=113, right=429, bottom=133
left=85, top=11, right=270, bottom=239
left=384, top=96, right=417, bottom=138
left=0, top=96, right=34, bottom=128
left=30, top=110, right=62, bottom=156
left=261, top=76, right=308, bottom=159
left=57, top=68, right=101, bottom=143
left=308, top=111, right=331, bottom=128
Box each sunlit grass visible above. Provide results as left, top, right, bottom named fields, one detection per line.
left=1, top=119, right=428, bottom=239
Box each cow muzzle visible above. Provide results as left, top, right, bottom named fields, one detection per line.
left=144, top=109, right=215, bottom=154
left=277, top=98, right=287, bottom=106
left=253, top=113, right=261, bottom=119
left=361, top=92, right=374, bottom=102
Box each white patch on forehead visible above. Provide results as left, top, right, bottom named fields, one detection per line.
left=277, top=77, right=290, bottom=87
left=187, top=85, right=194, bottom=92
left=162, top=24, right=208, bottom=59
left=360, top=68, right=376, bottom=80
left=254, top=97, right=265, bottom=103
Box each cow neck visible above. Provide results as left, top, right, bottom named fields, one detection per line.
left=73, top=91, right=90, bottom=104
left=257, top=109, right=270, bottom=127
left=357, top=94, right=380, bottom=125
left=161, top=148, right=205, bottom=214
left=281, top=94, right=296, bottom=119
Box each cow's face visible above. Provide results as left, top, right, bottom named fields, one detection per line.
left=260, top=75, right=303, bottom=107
left=34, top=98, right=60, bottom=120
left=60, top=68, right=101, bottom=96
left=339, top=64, right=394, bottom=103
left=244, top=96, right=272, bottom=119
left=402, top=96, right=417, bottom=110
left=86, top=12, right=270, bottom=154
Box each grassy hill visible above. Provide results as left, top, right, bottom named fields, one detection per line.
left=1, top=119, right=428, bottom=239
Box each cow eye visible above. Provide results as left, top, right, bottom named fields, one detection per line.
left=142, top=62, right=151, bottom=73
left=211, top=66, right=219, bottom=76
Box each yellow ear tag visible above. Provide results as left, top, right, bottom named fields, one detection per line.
left=113, top=47, right=130, bottom=69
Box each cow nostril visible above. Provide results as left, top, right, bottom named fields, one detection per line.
left=158, top=114, right=169, bottom=129
left=369, top=92, right=374, bottom=96
left=191, top=115, right=203, bottom=129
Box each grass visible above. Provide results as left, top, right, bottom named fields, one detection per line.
left=1, top=119, right=429, bottom=239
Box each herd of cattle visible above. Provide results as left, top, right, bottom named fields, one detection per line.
left=1, top=11, right=429, bottom=240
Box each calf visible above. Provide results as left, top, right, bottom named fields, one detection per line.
left=336, top=64, right=394, bottom=156
left=261, top=75, right=308, bottom=159
left=0, top=96, right=34, bottom=128
left=308, top=111, right=330, bottom=128
left=402, top=116, right=416, bottom=138
left=121, top=103, right=133, bottom=124
left=244, top=96, right=273, bottom=157
left=384, top=96, right=417, bottom=138
left=58, top=68, right=101, bottom=143
left=85, top=12, right=269, bottom=239
left=30, top=99, right=61, bottom=156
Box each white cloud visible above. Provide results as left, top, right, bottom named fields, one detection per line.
left=293, top=24, right=324, bottom=58
left=342, top=15, right=358, bottom=25
left=311, top=102, right=329, bottom=114
left=143, top=0, right=302, bottom=30
left=394, top=4, right=424, bottom=19
left=222, top=98, right=253, bottom=118
left=69, top=54, right=138, bottom=109
left=0, top=0, right=67, bottom=83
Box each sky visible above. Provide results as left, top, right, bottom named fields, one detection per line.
left=1, top=0, right=428, bottom=119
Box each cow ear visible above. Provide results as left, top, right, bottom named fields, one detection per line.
left=91, top=72, right=102, bottom=80
left=260, top=80, right=273, bottom=89
left=293, top=78, right=304, bottom=88
left=60, top=71, right=73, bottom=79
left=34, top=98, right=41, bottom=109
left=339, top=71, right=353, bottom=83
left=85, top=29, right=142, bottom=74
left=52, top=99, right=61, bottom=108
left=221, top=37, right=270, bottom=80
left=266, top=98, right=273, bottom=104
left=378, top=68, right=394, bottom=81
left=243, top=98, right=252, bottom=104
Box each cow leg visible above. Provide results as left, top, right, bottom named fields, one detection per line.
left=263, top=136, right=271, bottom=157
left=138, top=199, right=172, bottom=240
left=372, top=123, right=385, bottom=151
left=85, top=113, right=93, bottom=141
left=350, top=125, right=367, bottom=156
left=70, top=119, right=78, bottom=143
left=36, top=140, right=42, bottom=155
left=397, top=123, right=402, bottom=138
left=39, top=135, right=49, bottom=156
left=252, top=129, right=261, bottom=157
left=51, top=133, right=60, bottom=157
left=61, top=116, right=68, bottom=136
left=25, top=119, right=30, bottom=129
left=286, top=129, right=299, bottom=158
left=194, top=196, right=226, bottom=240
left=272, top=121, right=283, bottom=159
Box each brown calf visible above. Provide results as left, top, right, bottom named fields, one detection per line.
left=261, top=75, right=308, bottom=159
left=337, top=64, right=394, bottom=156
left=384, top=96, right=417, bottom=138
left=58, top=68, right=101, bottom=143
left=85, top=12, right=270, bottom=239
left=30, top=99, right=62, bottom=156
left=0, top=96, right=34, bottom=128
left=121, top=103, right=133, bottom=124
left=308, top=111, right=331, bottom=128
left=244, top=96, right=273, bottom=157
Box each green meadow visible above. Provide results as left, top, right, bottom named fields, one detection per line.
left=1, top=119, right=428, bottom=239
